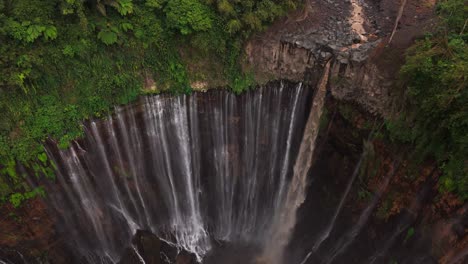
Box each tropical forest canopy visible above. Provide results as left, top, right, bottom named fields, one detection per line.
left=391, top=0, right=467, bottom=199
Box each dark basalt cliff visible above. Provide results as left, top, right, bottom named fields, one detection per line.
left=246, top=0, right=436, bottom=115
left=244, top=0, right=467, bottom=262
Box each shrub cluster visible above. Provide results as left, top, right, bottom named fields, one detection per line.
left=0, top=0, right=298, bottom=205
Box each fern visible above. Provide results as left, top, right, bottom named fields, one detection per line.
left=98, top=29, right=118, bottom=45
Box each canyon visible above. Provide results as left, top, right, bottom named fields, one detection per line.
left=0, top=1, right=466, bottom=264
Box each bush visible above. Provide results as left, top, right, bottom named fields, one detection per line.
left=392, top=0, right=467, bottom=199
left=165, top=0, right=214, bottom=35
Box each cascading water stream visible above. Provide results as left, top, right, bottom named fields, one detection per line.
left=4, top=70, right=451, bottom=264
left=322, top=160, right=401, bottom=264
left=262, top=61, right=331, bottom=264
left=42, top=81, right=315, bottom=263
left=299, top=154, right=363, bottom=264
left=367, top=176, right=436, bottom=264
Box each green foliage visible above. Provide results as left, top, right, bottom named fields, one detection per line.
left=116, top=0, right=134, bottom=16
left=95, top=0, right=134, bottom=16
left=145, top=0, right=165, bottom=9
left=165, top=0, right=214, bottom=35
left=4, top=20, right=57, bottom=43
left=0, top=0, right=299, bottom=206
left=391, top=0, right=467, bottom=199
left=9, top=187, right=45, bottom=208
left=230, top=73, right=255, bottom=94
left=209, top=0, right=296, bottom=36
left=25, top=24, right=46, bottom=42
left=9, top=193, right=24, bottom=208
left=226, top=19, right=242, bottom=34
left=436, top=0, right=468, bottom=33
left=98, top=28, right=119, bottom=45
left=225, top=40, right=255, bottom=94
left=44, top=25, right=58, bottom=40
left=404, top=227, right=415, bottom=244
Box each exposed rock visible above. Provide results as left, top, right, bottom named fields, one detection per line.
left=329, top=58, right=390, bottom=115
left=144, top=72, right=158, bottom=92
left=191, top=81, right=209, bottom=92
left=119, top=230, right=197, bottom=264
left=246, top=0, right=436, bottom=116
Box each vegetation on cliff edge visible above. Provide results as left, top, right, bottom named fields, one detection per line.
left=389, top=0, right=467, bottom=199
left=0, top=0, right=298, bottom=206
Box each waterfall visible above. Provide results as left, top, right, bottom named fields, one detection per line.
left=322, top=160, right=401, bottom=264
left=262, top=61, right=331, bottom=264
left=43, top=81, right=313, bottom=263
left=10, top=66, right=441, bottom=264
left=299, top=155, right=363, bottom=264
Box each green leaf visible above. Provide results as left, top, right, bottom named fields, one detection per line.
left=9, top=193, right=24, bottom=208
left=110, top=25, right=120, bottom=33
left=164, top=0, right=213, bottom=35
left=37, top=152, right=48, bottom=164
left=121, top=22, right=133, bottom=32
left=62, top=45, right=75, bottom=57
left=44, top=26, right=57, bottom=40
left=227, top=19, right=242, bottom=34
left=117, top=0, right=134, bottom=16
left=145, top=0, right=165, bottom=9
left=26, top=25, right=46, bottom=42
left=98, top=29, right=118, bottom=45
left=1, top=160, right=18, bottom=181
left=404, top=227, right=415, bottom=244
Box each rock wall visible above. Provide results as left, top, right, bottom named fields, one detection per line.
left=246, top=0, right=436, bottom=115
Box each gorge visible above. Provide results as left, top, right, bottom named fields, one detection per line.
left=41, top=80, right=312, bottom=264
left=5, top=77, right=465, bottom=264
left=0, top=0, right=466, bottom=264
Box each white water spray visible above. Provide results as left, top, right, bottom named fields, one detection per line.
left=263, top=61, right=331, bottom=264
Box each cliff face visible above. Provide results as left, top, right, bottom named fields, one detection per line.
left=2, top=1, right=465, bottom=264
left=246, top=0, right=437, bottom=115
left=303, top=98, right=467, bottom=264
left=247, top=2, right=467, bottom=263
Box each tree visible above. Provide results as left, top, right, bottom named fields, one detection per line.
left=396, top=0, right=467, bottom=199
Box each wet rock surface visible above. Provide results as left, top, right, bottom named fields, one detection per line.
left=119, top=230, right=197, bottom=264
left=1, top=2, right=463, bottom=264
left=203, top=241, right=262, bottom=264
left=286, top=98, right=467, bottom=264
left=1, top=90, right=465, bottom=264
